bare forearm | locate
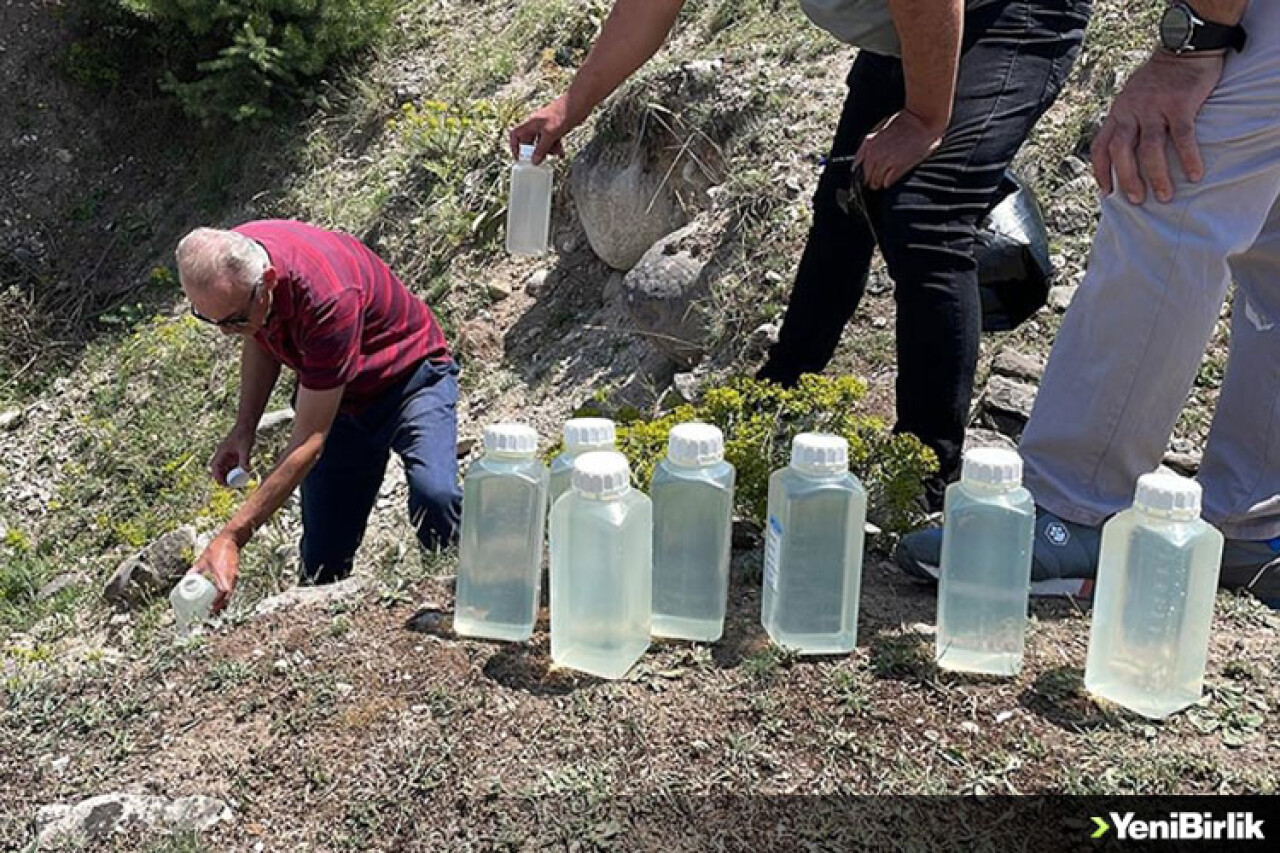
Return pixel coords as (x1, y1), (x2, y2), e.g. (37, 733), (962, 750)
(889, 0), (964, 131)
(233, 339), (280, 435)
(563, 0), (686, 125)
(1186, 1), (1247, 25)
(221, 433), (323, 547)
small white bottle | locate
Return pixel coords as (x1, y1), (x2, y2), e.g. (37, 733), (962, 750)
(171, 574), (216, 634)
(761, 433), (867, 655)
(549, 418), (617, 507)
(455, 423), (549, 642)
(1085, 472), (1224, 719)
(651, 423), (736, 642)
(506, 143), (553, 256)
(935, 448), (1035, 676)
(226, 466), (250, 489)
(550, 451), (652, 679)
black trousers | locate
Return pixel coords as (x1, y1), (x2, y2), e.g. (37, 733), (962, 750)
(758, 0), (1091, 499)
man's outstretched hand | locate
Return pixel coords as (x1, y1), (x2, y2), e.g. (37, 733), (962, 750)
(509, 94), (575, 165)
(1092, 50), (1225, 204)
(189, 534), (240, 614)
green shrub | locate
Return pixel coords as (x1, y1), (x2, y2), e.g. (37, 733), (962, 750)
(565, 376), (937, 536)
(110, 0), (394, 122)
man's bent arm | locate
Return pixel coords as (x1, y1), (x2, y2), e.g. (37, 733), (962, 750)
(220, 385), (343, 548)
(560, 0), (686, 127)
(889, 0), (965, 133)
(233, 338), (282, 436)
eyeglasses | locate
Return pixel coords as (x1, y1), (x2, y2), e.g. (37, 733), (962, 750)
(191, 281), (261, 329)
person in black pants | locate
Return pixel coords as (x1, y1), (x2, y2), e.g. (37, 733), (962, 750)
(512, 0), (1092, 509)
(759, 2), (1092, 508)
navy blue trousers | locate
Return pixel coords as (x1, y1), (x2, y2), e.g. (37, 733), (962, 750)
(300, 358), (463, 584)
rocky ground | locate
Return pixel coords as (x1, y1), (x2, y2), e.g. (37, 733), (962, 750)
(0, 1), (1273, 850)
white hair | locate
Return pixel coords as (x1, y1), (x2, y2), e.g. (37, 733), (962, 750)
(175, 227), (269, 293)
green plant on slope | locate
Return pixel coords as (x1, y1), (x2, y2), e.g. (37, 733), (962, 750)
(107, 0), (394, 123)
(565, 376), (936, 536)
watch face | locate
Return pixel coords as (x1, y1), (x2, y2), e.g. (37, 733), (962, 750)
(1160, 5), (1193, 50)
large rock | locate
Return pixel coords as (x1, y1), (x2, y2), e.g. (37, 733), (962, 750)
(253, 577), (366, 617)
(35, 793), (231, 846)
(570, 61), (739, 271)
(622, 221), (716, 367)
(979, 375), (1038, 438)
(991, 348), (1045, 383)
(103, 526), (200, 607)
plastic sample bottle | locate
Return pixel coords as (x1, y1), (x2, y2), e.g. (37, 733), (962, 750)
(1085, 472), (1224, 719)
(226, 466), (250, 489)
(935, 448), (1036, 676)
(549, 451), (652, 678)
(171, 574), (216, 634)
(548, 418), (617, 508)
(761, 433), (867, 654)
(455, 423), (550, 642)
(506, 143), (552, 256)
(651, 423), (735, 642)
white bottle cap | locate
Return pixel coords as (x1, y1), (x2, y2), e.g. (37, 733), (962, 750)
(484, 423), (539, 456)
(571, 451), (632, 499)
(667, 422), (724, 467)
(790, 433), (848, 475)
(518, 143), (536, 162)
(563, 418), (616, 452)
(175, 573), (214, 602)
(1134, 471), (1201, 520)
(226, 466), (250, 489)
(961, 447), (1023, 490)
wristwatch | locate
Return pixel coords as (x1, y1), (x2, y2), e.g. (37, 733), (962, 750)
(1160, 3), (1247, 54)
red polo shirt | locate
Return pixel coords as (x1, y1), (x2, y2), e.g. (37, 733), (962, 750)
(232, 220), (450, 414)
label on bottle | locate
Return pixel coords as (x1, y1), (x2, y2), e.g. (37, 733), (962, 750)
(764, 515), (783, 591)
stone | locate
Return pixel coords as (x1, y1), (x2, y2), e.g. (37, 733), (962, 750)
(965, 428), (1018, 453)
(601, 270), (625, 305)
(405, 607), (452, 637)
(622, 221), (715, 367)
(671, 371), (703, 403)
(748, 322), (780, 354)
(1163, 451), (1201, 477)
(524, 269), (551, 299)
(980, 375), (1038, 437)
(1047, 285), (1077, 312)
(37, 572), (87, 601)
(54, 148), (74, 165)
(0, 407), (24, 430)
(571, 154), (691, 270)
(455, 436), (478, 459)
(485, 279), (512, 301)
(569, 64), (730, 271)
(103, 526), (200, 607)
(991, 348), (1045, 383)
(34, 793), (231, 846)
(253, 577), (366, 617)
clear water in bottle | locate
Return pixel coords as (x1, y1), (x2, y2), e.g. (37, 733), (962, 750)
(550, 451), (652, 678)
(506, 143), (552, 256)
(761, 433), (867, 654)
(549, 418), (616, 508)
(651, 423), (735, 642)
(455, 423), (549, 642)
(936, 448), (1035, 676)
(1085, 472), (1224, 719)
(171, 573), (216, 635)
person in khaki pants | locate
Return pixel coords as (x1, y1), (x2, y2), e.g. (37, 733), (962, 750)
(897, 1), (1280, 607)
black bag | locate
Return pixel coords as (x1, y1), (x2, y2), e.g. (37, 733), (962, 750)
(975, 171), (1054, 332)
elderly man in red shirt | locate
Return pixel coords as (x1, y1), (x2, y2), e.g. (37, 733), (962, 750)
(176, 220), (462, 610)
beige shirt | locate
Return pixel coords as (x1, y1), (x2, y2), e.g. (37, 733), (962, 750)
(800, 0), (999, 57)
